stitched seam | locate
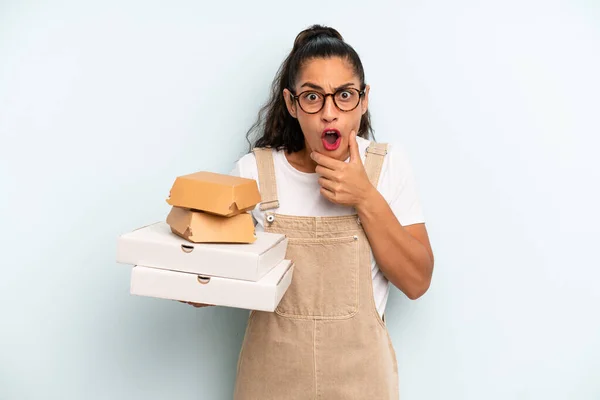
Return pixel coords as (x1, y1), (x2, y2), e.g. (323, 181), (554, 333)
(366, 142), (388, 155)
(266, 150), (278, 203)
(287, 236), (356, 245)
(267, 213), (360, 221)
(275, 309), (359, 320)
(355, 232), (360, 317)
(259, 200), (279, 211)
(254, 149), (270, 204)
(254, 148), (279, 210)
(268, 226), (358, 234)
(362, 227), (388, 330)
(314, 319), (319, 400)
(364, 141), (387, 188)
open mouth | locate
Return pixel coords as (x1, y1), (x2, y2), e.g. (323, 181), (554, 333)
(321, 129), (341, 151)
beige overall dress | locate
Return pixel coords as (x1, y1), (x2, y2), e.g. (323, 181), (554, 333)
(234, 142), (399, 400)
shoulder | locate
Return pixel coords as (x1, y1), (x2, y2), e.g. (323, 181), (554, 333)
(229, 147), (279, 180)
(358, 136), (413, 183)
(382, 141), (413, 172)
(362, 137), (419, 207)
(362, 137), (425, 223)
(229, 151), (257, 179)
(357, 135), (407, 163)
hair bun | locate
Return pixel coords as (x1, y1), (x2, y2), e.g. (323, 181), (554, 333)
(293, 25), (344, 50)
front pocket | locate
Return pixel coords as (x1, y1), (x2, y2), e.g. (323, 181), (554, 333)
(276, 235), (359, 319)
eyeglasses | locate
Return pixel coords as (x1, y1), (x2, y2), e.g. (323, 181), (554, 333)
(290, 87), (365, 114)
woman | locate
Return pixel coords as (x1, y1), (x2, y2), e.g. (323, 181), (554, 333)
(213, 24), (433, 399)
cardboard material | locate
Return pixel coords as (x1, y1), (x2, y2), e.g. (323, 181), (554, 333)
(166, 171), (261, 217)
(117, 222), (287, 281)
(130, 260), (294, 312)
(167, 206), (256, 244)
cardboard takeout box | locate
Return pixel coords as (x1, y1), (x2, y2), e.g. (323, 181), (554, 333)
(117, 222), (287, 281)
(130, 259), (294, 312)
(167, 206), (256, 244)
(166, 171), (261, 217)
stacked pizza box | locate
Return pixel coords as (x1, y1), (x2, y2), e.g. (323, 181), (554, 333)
(116, 171), (293, 312)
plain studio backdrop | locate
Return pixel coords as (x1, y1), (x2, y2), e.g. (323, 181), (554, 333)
(1, 1), (599, 399)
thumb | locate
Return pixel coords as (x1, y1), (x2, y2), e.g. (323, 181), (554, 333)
(349, 131), (360, 163)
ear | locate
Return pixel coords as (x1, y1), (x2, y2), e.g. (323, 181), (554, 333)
(360, 84), (370, 116)
(283, 88), (298, 119)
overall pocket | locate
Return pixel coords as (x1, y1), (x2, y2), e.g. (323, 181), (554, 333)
(276, 235), (359, 319)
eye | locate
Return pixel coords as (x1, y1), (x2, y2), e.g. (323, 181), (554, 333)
(302, 92), (322, 103)
(336, 89), (356, 102)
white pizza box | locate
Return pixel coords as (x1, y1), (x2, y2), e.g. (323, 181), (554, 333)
(117, 222), (288, 281)
(130, 259), (294, 312)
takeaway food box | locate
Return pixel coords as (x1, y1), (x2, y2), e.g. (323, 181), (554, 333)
(116, 171), (293, 312)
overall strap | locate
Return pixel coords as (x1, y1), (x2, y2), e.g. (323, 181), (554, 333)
(363, 142), (388, 189)
(252, 147), (280, 211)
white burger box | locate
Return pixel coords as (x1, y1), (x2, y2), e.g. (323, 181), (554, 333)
(130, 260), (294, 312)
(116, 221), (288, 281)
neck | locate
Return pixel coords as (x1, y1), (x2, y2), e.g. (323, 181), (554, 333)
(285, 146), (317, 173)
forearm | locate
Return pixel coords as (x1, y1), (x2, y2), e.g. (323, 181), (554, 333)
(356, 188), (433, 300)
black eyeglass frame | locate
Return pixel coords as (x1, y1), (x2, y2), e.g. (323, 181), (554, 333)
(289, 87), (366, 114)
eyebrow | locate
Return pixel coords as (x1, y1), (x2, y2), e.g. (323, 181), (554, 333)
(299, 82), (358, 92)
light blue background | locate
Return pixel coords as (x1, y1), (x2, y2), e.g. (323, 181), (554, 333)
(1, 1), (599, 399)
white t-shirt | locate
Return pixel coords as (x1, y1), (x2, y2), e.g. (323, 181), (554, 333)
(229, 135), (425, 317)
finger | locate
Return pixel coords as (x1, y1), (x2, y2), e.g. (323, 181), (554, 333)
(320, 186), (336, 202)
(311, 151), (344, 170)
(318, 177), (338, 193)
(349, 130), (361, 163)
(315, 165), (337, 180)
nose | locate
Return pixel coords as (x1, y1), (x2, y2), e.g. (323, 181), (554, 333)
(320, 95), (338, 123)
